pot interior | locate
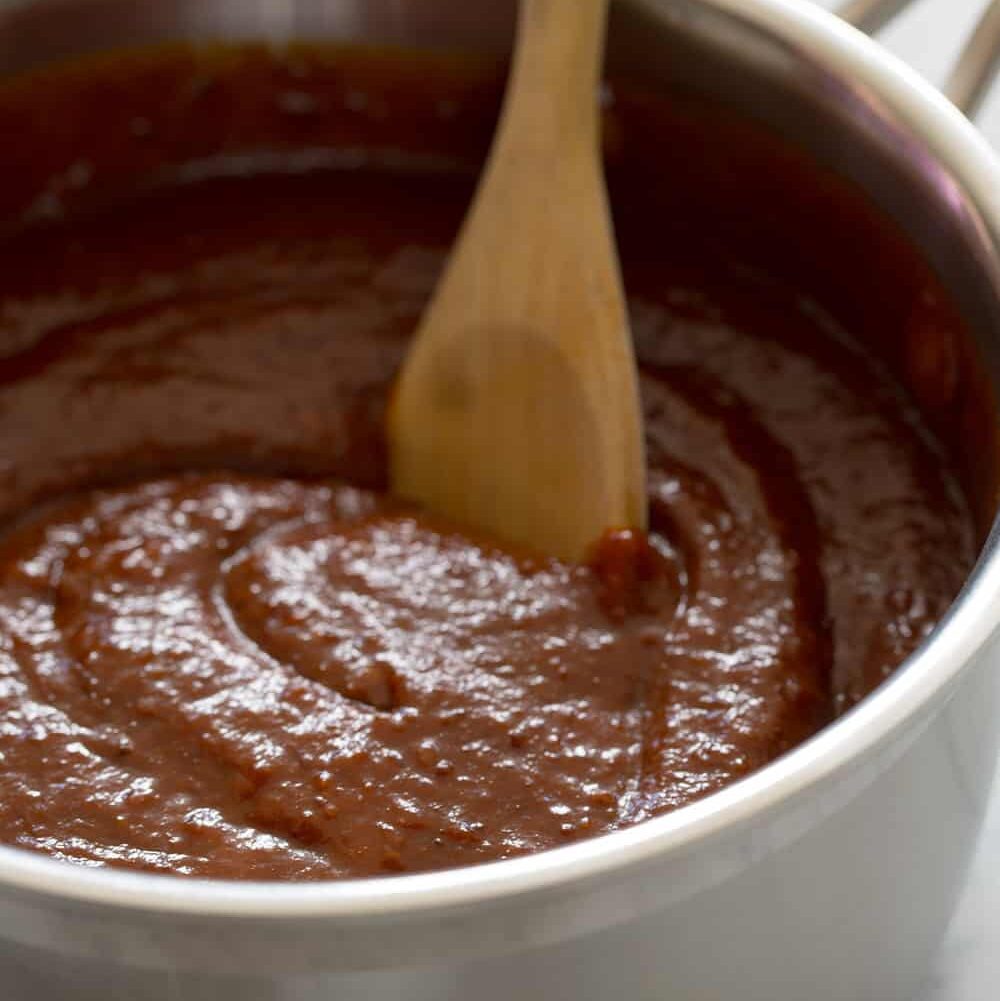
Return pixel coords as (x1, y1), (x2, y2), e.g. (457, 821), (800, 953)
(0, 0), (995, 538)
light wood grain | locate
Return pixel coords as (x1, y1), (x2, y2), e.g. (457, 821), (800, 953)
(388, 0), (647, 561)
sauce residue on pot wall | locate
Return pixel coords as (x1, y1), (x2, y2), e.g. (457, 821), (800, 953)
(0, 45), (978, 879)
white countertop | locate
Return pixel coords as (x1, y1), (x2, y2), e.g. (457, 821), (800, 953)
(809, 1), (1000, 997)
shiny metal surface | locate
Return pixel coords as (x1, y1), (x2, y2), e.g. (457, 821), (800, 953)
(0, 1), (996, 999)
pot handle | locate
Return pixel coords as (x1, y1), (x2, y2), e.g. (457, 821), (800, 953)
(839, 0), (1000, 117)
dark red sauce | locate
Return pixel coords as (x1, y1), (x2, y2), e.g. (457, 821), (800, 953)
(0, 45), (977, 879)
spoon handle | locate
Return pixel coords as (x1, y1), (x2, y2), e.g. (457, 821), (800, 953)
(497, 0), (610, 154)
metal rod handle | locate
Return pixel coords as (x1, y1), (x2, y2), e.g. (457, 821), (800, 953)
(945, 0), (1000, 117)
(839, 0), (1000, 118)
(838, 0), (919, 35)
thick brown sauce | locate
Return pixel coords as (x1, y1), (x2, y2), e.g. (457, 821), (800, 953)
(0, 47), (975, 879)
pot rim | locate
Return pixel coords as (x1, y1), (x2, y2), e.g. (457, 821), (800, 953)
(0, 0), (998, 920)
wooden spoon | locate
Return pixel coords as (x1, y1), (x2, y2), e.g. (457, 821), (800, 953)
(388, 0), (647, 561)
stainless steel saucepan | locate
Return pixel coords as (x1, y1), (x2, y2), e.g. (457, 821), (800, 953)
(0, 1), (998, 998)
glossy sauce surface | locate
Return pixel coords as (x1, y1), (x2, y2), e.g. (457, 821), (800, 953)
(0, 47), (976, 879)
